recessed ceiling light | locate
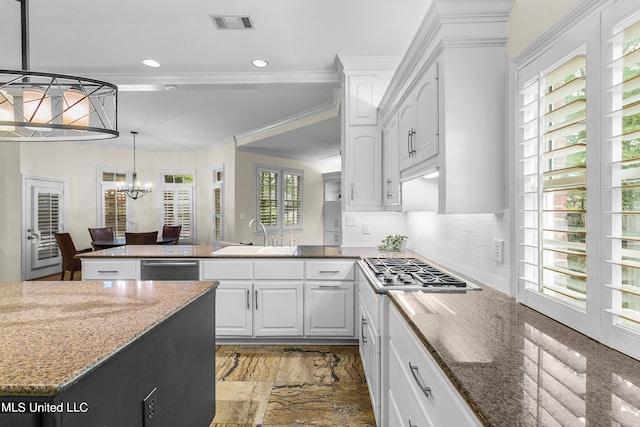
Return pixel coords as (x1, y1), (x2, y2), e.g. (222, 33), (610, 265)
(142, 59), (160, 68)
(252, 59), (268, 68)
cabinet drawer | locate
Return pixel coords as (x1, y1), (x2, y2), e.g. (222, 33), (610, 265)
(82, 261), (137, 280)
(201, 260), (252, 280)
(254, 261), (304, 280)
(389, 304), (481, 427)
(306, 260), (355, 280)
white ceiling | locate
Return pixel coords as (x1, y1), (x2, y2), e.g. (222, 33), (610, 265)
(0, 0), (429, 161)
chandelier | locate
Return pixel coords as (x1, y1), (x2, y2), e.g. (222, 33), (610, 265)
(0, 0), (118, 141)
(118, 131), (152, 200)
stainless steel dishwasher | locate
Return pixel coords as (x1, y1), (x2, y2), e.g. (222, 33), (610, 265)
(140, 259), (200, 280)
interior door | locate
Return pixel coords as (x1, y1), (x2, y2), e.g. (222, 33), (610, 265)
(23, 178), (64, 279)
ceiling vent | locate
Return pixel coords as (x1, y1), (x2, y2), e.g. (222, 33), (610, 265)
(210, 15), (254, 30)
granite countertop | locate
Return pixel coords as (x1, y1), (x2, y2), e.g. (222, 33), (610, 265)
(0, 280), (217, 396)
(387, 287), (640, 426)
(78, 244), (371, 259)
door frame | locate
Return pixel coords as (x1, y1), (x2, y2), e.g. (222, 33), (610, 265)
(22, 175), (66, 280)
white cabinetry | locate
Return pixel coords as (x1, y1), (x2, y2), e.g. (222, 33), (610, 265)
(378, 0), (509, 213)
(305, 260), (355, 337)
(81, 260), (137, 280)
(203, 259), (356, 340)
(398, 64), (439, 174)
(358, 268), (384, 426)
(344, 126), (382, 208)
(337, 56), (398, 211)
(388, 303), (481, 427)
(382, 112), (401, 208)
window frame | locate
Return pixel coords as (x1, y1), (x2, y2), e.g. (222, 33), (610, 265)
(254, 164), (304, 235)
(96, 166), (130, 237)
(158, 169), (196, 244)
(514, 0), (640, 361)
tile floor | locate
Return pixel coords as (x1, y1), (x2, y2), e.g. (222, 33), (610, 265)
(211, 345), (375, 426)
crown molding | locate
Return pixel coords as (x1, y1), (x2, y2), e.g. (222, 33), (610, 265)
(512, 0), (613, 70)
(86, 70), (340, 91)
(235, 89), (341, 147)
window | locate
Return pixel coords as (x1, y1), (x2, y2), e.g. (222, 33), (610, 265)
(516, 2), (640, 360)
(605, 17), (640, 346)
(160, 171), (195, 243)
(99, 170), (128, 237)
(256, 165), (303, 233)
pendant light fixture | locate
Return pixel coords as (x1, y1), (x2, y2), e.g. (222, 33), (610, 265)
(118, 131), (152, 200)
(0, 0), (118, 141)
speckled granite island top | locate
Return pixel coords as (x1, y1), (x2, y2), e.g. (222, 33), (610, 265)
(0, 280), (217, 396)
(77, 244), (367, 259)
(388, 287), (640, 426)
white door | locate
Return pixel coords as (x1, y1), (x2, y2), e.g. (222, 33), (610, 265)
(23, 178), (64, 279)
(215, 282), (253, 336)
(253, 282), (304, 336)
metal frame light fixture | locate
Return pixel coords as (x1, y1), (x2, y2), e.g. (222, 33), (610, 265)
(0, 0), (118, 141)
(117, 131), (152, 200)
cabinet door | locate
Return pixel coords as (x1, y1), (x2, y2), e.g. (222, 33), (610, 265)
(215, 282), (253, 336)
(305, 282), (355, 337)
(383, 113), (401, 206)
(361, 308), (381, 425)
(398, 96), (415, 171)
(253, 282), (304, 336)
(412, 63), (439, 164)
(345, 127), (382, 208)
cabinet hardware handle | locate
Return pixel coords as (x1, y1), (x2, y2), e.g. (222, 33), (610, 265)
(319, 270), (340, 274)
(407, 129), (412, 157)
(318, 285), (341, 288)
(409, 362), (431, 398)
(97, 270), (119, 274)
(351, 182), (354, 200)
(408, 420), (418, 427)
(361, 315), (367, 344)
(334, 219), (339, 227)
(255, 290), (258, 310)
(246, 289), (250, 310)
(386, 178), (392, 198)
(142, 262), (199, 267)
(410, 128), (417, 155)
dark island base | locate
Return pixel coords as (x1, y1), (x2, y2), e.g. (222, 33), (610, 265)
(1, 291), (216, 427)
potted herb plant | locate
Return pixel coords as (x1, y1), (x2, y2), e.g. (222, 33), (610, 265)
(377, 234), (408, 252)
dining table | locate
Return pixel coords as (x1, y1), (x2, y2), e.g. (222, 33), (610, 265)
(91, 236), (177, 250)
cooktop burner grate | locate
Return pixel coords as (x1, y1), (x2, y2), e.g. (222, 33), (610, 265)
(364, 257), (467, 288)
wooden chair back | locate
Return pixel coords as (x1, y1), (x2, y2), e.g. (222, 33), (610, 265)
(162, 225), (182, 245)
(88, 227), (114, 242)
(125, 231), (158, 245)
(54, 232), (83, 280)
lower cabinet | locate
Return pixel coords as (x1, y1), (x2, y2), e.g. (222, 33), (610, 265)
(388, 303), (481, 427)
(205, 259), (356, 340)
(254, 281), (304, 336)
(215, 281), (253, 336)
(305, 282), (355, 336)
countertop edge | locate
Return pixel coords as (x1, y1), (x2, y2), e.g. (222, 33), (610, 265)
(0, 281), (218, 397)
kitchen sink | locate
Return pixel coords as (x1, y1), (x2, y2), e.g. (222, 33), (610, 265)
(212, 245), (298, 256)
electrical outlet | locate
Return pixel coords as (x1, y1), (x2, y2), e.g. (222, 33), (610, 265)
(346, 216), (357, 227)
(142, 387), (157, 427)
(493, 238), (504, 263)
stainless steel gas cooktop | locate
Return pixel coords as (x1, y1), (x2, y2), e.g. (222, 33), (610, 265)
(363, 257), (481, 292)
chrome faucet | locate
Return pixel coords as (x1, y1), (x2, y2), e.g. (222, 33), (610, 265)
(248, 219), (268, 246)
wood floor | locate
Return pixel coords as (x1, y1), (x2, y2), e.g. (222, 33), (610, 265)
(212, 345), (375, 426)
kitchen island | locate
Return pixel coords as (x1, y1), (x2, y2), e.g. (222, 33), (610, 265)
(0, 279), (217, 427)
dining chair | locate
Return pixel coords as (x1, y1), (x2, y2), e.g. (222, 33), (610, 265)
(54, 232), (92, 280)
(162, 225), (182, 245)
(125, 231), (158, 245)
(88, 227), (114, 242)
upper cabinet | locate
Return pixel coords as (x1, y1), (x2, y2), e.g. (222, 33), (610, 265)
(337, 56), (398, 211)
(382, 112), (401, 207)
(398, 63), (439, 173)
(379, 0), (511, 214)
